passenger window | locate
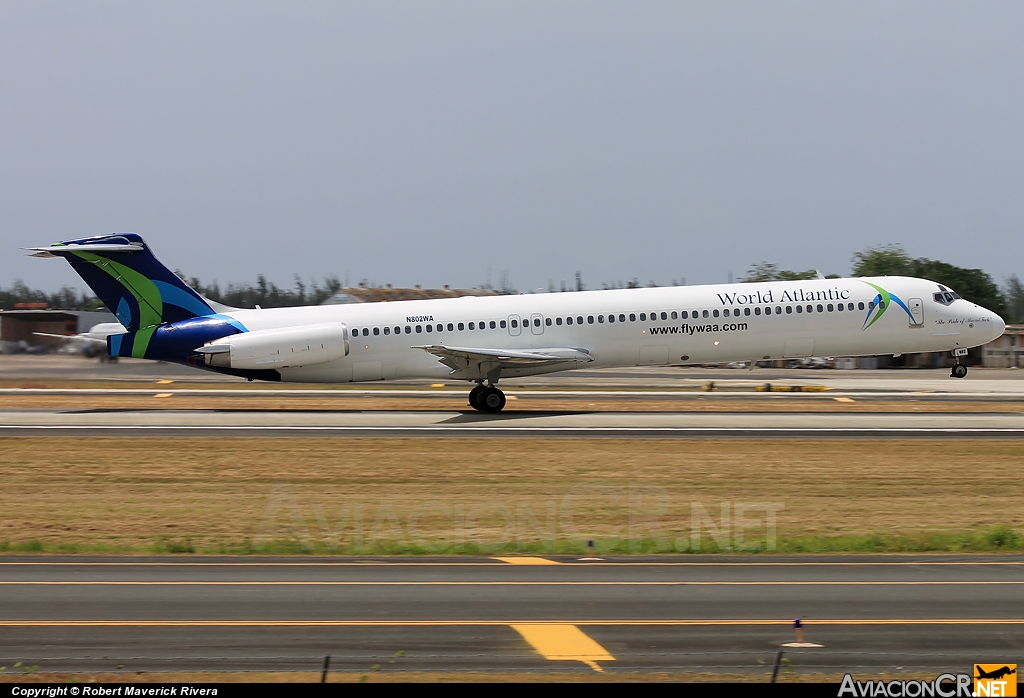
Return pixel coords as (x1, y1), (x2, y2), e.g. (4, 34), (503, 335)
(458, 322), (465, 331)
(702, 310), (709, 318)
(556, 317), (562, 325)
(598, 315), (604, 323)
(630, 313), (636, 321)
(416, 325), (422, 333)
(437, 324), (442, 332)
(744, 308), (751, 316)
(577, 316), (584, 324)
(588, 316), (594, 324)
(848, 303), (854, 311)
(545, 318), (551, 326)
(448, 323), (454, 331)
(426, 324), (432, 332)
(490, 321), (496, 329)
(640, 313), (646, 321)
(608, 314), (615, 323)
(765, 307), (771, 315)
(681, 311), (688, 319)
(619, 314), (625, 322)
(796, 306), (803, 313)
(566, 316), (573, 325)
(755, 307), (761, 316)
(836, 304), (843, 312)
(867, 302), (874, 310)
(827, 304), (833, 312)
(877, 301), (885, 309)
(806, 305), (813, 313)
(373, 327), (380, 335)
(858, 302), (865, 310)
(775, 306), (781, 314)
(534, 318), (541, 327)
(713, 309), (720, 317)
(395, 326), (401, 334)
(510, 320), (517, 328)
(817, 304), (824, 313)
(786, 306), (792, 314)
(500, 320), (506, 328)
(723, 309), (730, 317)
(383, 327), (390, 335)
(468, 322), (475, 330)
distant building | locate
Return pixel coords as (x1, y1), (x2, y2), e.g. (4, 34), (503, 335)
(982, 324), (1023, 368)
(321, 286), (502, 304)
(0, 309), (117, 348)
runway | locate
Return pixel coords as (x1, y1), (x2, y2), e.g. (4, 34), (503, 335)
(2, 555), (1021, 676)
(2, 406), (1023, 437)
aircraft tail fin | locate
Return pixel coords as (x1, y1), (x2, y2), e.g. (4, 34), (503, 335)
(26, 233), (217, 331)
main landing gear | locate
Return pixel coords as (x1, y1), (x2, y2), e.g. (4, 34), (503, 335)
(469, 383), (506, 413)
(951, 348), (968, 379)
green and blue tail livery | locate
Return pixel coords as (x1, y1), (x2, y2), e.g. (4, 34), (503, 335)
(26, 234), (249, 362)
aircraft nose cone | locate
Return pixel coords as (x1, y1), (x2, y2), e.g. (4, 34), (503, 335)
(993, 314), (1006, 339)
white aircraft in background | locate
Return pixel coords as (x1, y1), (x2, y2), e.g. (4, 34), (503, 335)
(33, 322), (126, 360)
(28, 234), (1005, 412)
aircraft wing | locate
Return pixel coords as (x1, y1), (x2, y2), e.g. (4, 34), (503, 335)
(414, 344), (593, 372)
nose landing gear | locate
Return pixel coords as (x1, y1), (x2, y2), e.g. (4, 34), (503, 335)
(469, 383), (507, 413)
(951, 348), (968, 378)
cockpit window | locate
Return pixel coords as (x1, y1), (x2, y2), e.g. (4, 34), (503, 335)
(944, 293), (955, 303)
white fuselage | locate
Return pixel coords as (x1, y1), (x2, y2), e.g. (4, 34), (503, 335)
(214, 276), (1005, 383)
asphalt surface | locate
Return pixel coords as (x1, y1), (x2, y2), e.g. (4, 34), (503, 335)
(1, 555), (1021, 676)
(2, 405), (1023, 438)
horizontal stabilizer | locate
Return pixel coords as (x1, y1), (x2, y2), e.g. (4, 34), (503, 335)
(25, 243), (144, 257)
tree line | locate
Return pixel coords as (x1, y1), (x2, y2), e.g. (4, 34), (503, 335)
(2, 245), (1023, 322)
(744, 245), (1023, 323)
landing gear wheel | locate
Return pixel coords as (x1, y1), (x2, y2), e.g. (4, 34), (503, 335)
(480, 387), (506, 413)
(951, 363), (968, 379)
(469, 384), (486, 410)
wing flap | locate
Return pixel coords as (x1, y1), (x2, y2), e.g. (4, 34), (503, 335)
(414, 344), (593, 373)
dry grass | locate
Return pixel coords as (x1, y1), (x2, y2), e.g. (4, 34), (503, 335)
(2, 394), (1021, 412)
(0, 437), (1021, 553)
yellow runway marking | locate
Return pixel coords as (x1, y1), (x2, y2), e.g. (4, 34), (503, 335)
(153, 393), (173, 398)
(156, 380), (174, 385)
(2, 580), (1022, 586)
(0, 619), (1021, 627)
(834, 397), (855, 403)
(512, 624), (614, 672)
(491, 557), (560, 565)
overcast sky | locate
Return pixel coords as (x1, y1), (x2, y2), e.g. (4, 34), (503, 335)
(2, 1), (1022, 294)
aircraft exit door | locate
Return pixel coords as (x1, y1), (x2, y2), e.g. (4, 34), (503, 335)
(908, 298), (924, 326)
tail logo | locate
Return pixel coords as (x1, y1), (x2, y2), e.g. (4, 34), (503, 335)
(860, 281), (916, 330)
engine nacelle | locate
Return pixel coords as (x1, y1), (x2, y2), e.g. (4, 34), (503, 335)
(198, 322), (349, 370)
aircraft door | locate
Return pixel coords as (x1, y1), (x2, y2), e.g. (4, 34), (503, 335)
(530, 313), (544, 335)
(508, 315), (522, 336)
(908, 298), (924, 326)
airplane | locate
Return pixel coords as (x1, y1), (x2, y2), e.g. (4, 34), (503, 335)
(34, 321), (126, 360)
(976, 666), (1016, 681)
(26, 233), (1006, 412)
